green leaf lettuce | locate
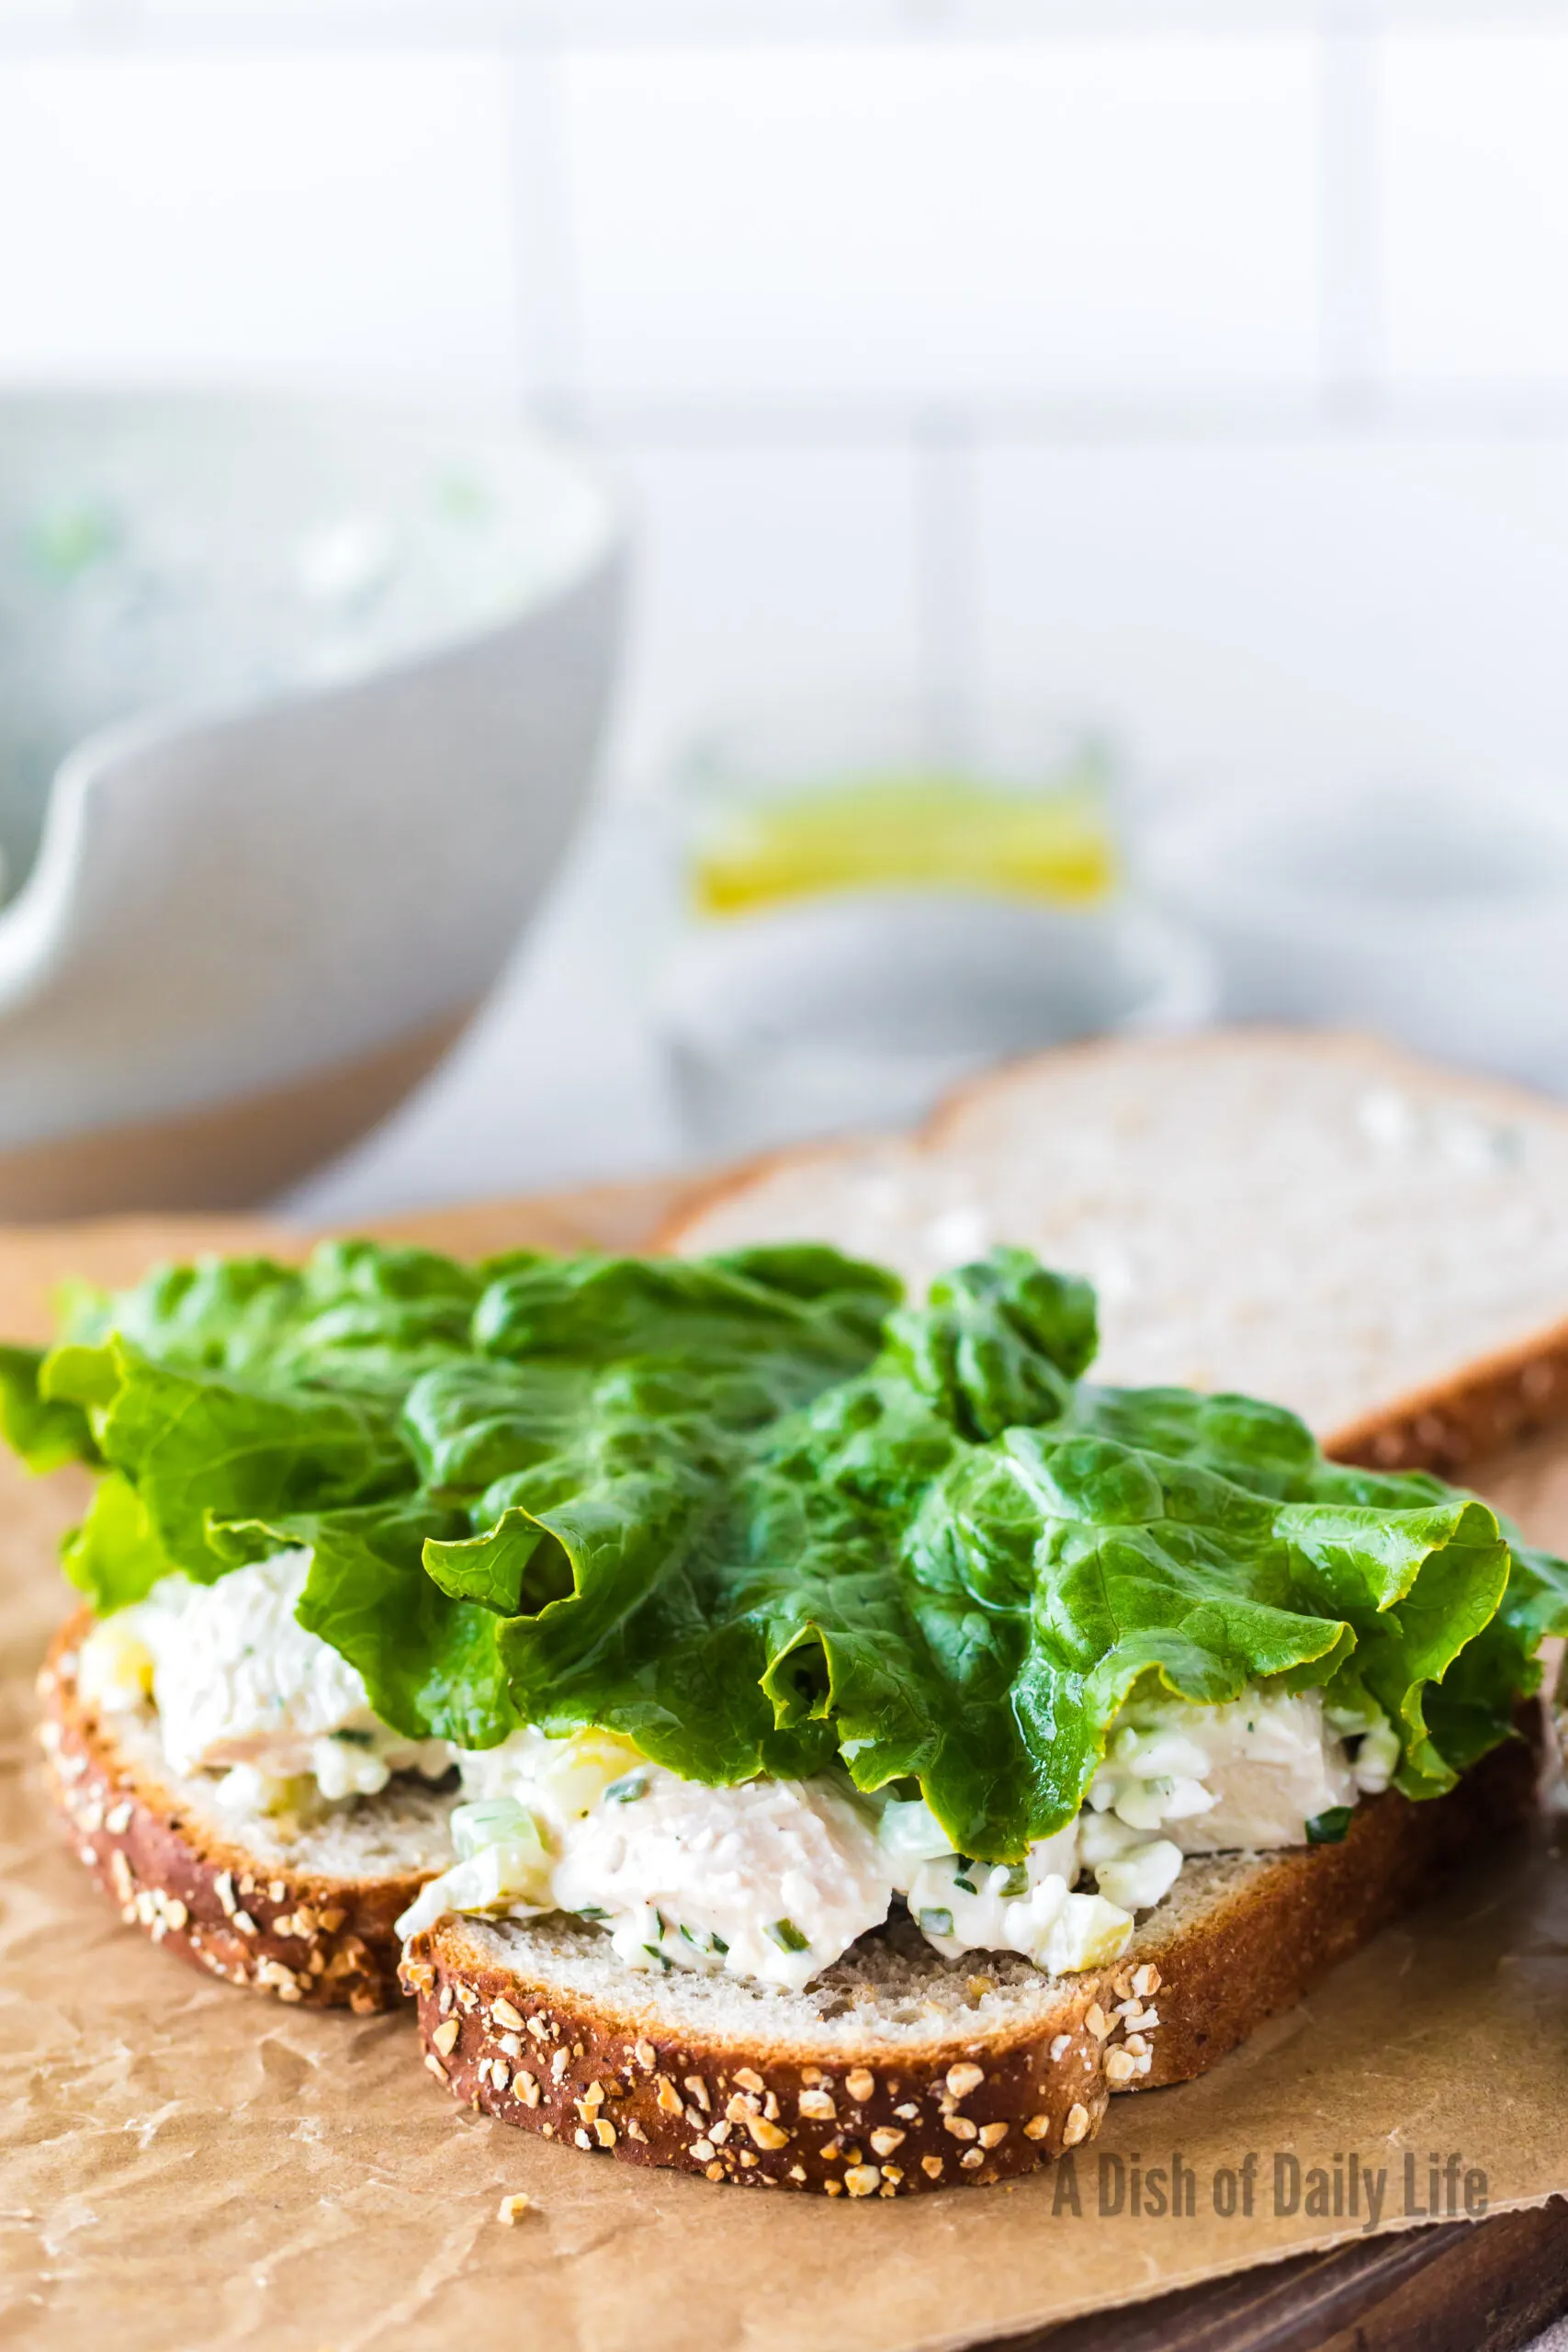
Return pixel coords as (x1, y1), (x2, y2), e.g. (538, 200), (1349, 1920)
(10, 1238), (1562, 1856)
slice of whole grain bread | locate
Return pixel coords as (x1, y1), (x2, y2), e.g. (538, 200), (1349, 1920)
(661, 1028), (1568, 1475)
(39, 1609), (458, 2010)
(400, 1722), (1540, 2196)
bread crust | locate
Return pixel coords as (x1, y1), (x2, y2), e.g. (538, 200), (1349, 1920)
(1324, 1322), (1568, 1477)
(401, 1723), (1539, 2195)
(38, 1608), (443, 2011)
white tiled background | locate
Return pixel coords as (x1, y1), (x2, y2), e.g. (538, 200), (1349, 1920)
(6, 2), (1568, 1208)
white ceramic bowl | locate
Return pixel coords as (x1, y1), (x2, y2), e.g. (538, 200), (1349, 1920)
(658, 894), (1215, 1159)
(0, 393), (624, 1216)
(1148, 782), (1568, 1092)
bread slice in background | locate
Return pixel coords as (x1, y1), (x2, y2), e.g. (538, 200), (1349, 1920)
(39, 1611), (457, 2010)
(663, 1028), (1568, 1473)
(401, 1726), (1538, 2195)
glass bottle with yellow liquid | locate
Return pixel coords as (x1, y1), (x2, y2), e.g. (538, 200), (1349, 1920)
(654, 700), (1213, 1159)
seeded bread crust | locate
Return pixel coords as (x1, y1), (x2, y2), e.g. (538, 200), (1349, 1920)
(38, 1608), (456, 2010)
(401, 1720), (1539, 2195)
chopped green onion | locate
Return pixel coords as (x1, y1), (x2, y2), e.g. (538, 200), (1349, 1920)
(710, 1932), (728, 1954)
(333, 1728), (378, 1748)
(680, 1923), (698, 1946)
(642, 1945), (673, 1973)
(450, 1798), (537, 1862)
(575, 1905), (610, 1922)
(998, 1864), (1030, 1898)
(1306, 1806), (1353, 1845)
(953, 1876), (976, 1895)
(605, 1773), (649, 1804)
(919, 1906), (954, 1937)
(767, 1917), (809, 1954)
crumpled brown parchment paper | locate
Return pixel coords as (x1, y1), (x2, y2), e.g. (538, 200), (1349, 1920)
(3, 1198), (1568, 2352)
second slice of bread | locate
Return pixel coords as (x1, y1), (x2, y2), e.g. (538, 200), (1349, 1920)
(663, 1029), (1568, 1473)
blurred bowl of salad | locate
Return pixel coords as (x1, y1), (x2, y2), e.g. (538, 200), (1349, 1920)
(0, 391), (623, 1216)
(655, 697), (1213, 1159)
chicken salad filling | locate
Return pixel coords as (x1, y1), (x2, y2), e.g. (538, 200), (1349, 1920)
(395, 1680), (1395, 1989)
(81, 1554), (1395, 1991)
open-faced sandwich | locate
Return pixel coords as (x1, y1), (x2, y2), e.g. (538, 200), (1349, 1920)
(4, 1229), (1563, 2195)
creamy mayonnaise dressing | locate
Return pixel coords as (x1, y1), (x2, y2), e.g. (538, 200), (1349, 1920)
(76, 1553), (451, 1813)
(433, 1726), (898, 1994)
(1074, 1688), (1390, 1913)
(396, 1683), (1393, 1989)
(78, 1554), (1400, 1987)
